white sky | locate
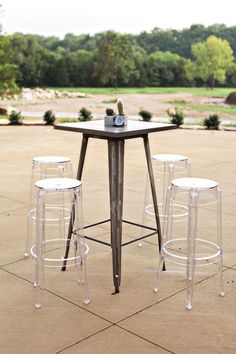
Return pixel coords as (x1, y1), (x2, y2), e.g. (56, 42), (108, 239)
(1, 0), (236, 38)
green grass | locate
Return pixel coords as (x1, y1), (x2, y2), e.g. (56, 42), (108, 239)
(221, 122), (236, 128)
(185, 104), (236, 115)
(166, 98), (236, 115)
(50, 87), (235, 98)
(101, 98), (118, 104)
(168, 100), (187, 105)
(58, 118), (78, 123)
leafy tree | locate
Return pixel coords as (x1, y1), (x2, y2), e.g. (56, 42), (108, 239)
(8, 33), (52, 87)
(0, 35), (19, 95)
(67, 50), (94, 86)
(3, 25), (236, 88)
(95, 31), (142, 87)
(50, 47), (71, 86)
(191, 35), (234, 88)
(146, 51), (190, 86)
(0, 4), (2, 34)
(36, 35), (61, 51)
(225, 62), (236, 87)
(137, 28), (178, 54)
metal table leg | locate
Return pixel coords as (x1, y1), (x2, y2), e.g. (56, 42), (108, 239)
(108, 139), (124, 293)
(61, 134), (89, 271)
(76, 135), (89, 180)
(143, 135), (162, 252)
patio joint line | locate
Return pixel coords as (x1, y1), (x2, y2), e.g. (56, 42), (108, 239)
(54, 325), (114, 354)
(55, 323), (175, 354)
(116, 269), (229, 324)
(0, 268), (113, 324)
(222, 264), (236, 270)
(115, 324), (176, 354)
(116, 288), (187, 325)
(0, 205), (28, 215)
(0, 193), (28, 206)
(0, 257), (27, 268)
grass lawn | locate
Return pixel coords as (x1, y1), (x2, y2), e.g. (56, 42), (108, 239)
(0, 115), (8, 119)
(168, 101), (236, 115)
(51, 87), (235, 98)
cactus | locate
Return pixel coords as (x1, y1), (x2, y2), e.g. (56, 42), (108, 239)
(106, 108), (115, 116)
(117, 98), (125, 116)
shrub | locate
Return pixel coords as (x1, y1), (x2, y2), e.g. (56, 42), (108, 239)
(43, 110), (56, 125)
(79, 107), (93, 121)
(138, 108), (153, 122)
(9, 110), (22, 125)
(167, 107), (184, 127)
(225, 91), (236, 105)
(203, 114), (221, 130)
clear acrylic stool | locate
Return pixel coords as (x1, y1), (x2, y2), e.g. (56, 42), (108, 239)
(144, 154), (191, 221)
(25, 156), (73, 257)
(140, 154), (191, 246)
(155, 177), (224, 310)
(30, 177), (89, 309)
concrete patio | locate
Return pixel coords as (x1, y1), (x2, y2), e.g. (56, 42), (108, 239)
(0, 124), (235, 354)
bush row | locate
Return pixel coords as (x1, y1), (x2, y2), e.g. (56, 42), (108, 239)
(7, 107), (222, 130)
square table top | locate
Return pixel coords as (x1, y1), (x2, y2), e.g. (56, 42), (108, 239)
(54, 120), (176, 139)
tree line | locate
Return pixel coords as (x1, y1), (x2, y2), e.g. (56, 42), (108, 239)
(1, 24), (236, 94)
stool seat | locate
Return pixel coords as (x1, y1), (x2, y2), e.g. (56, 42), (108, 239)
(33, 156), (71, 164)
(172, 177), (218, 190)
(152, 154), (188, 162)
(35, 178), (81, 191)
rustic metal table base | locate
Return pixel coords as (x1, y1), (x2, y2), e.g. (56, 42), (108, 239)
(55, 121), (175, 293)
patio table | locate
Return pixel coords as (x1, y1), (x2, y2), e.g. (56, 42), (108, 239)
(54, 120), (176, 293)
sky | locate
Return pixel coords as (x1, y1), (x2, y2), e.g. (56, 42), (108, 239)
(1, 0), (236, 38)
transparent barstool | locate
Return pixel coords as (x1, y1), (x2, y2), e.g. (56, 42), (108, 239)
(30, 177), (90, 309)
(140, 154), (191, 246)
(25, 156), (73, 257)
(155, 177), (224, 310)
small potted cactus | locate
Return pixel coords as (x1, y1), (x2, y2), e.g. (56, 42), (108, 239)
(104, 98), (127, 126)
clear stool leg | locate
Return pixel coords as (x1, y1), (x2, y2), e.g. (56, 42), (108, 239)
(35, 189), (45, 309)
(217, 188), (224, 297)
(139, 172), (151, 247)
(25, 211), (33, 257)
(186, 189), (198, 310)
(154, 185), (172, 292)
(187, 160), (191, 177)
(25, 161), (36, 257)
(74, 188), (90, 305)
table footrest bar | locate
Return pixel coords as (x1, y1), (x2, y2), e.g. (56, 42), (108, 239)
(84, 235), (111, 247)
(84, 219), (111, 229)
(122, 231), (157, 246)
(122, 219), (157, 231)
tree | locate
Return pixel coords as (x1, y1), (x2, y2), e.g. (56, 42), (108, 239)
(0, 35), (19, 95)
(0, 4), (2, 34)
(68, 50), (94, 86)
(95, 31), (142, 87)
(146, 51), (190, 86)
(191, 35), (234, 88)
(8, 33), (52, 87)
